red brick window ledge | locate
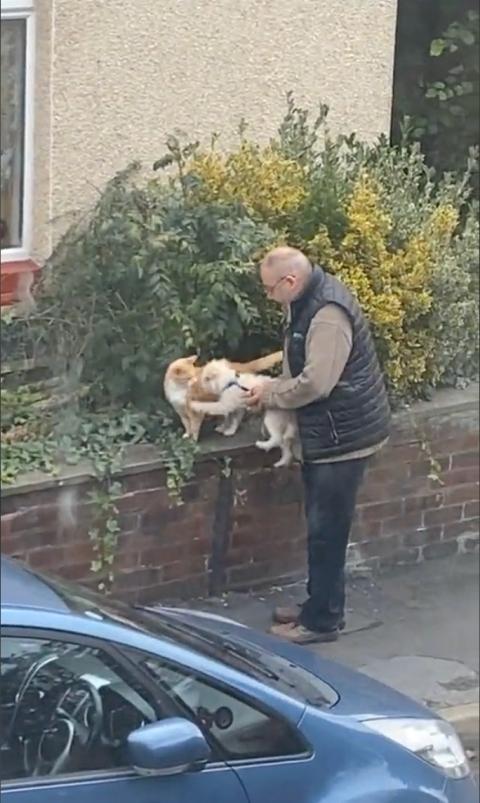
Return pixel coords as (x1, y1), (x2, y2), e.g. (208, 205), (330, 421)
(0, 259), (41, 307)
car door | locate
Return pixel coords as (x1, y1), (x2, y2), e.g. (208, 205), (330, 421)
(130, 647), (316, 803)
(0, 629), (248, 803)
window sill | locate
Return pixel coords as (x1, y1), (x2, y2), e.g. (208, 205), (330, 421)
(0, 259), (41, 306)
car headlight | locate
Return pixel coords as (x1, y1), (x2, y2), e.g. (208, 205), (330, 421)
(364, 717), (471, 779)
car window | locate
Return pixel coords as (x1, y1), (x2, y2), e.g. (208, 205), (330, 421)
(0, 636), (157, 782)
(140, 655), (305, 761)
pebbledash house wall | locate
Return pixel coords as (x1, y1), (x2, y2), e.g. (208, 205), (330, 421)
(29, 0), (398, 261)
(1, 386), (478, 604)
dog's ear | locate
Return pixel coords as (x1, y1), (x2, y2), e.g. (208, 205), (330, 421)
(186, 355), (198, 364)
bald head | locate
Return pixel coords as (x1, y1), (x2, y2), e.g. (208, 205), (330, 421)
(260, 247), (312, 304)
(261, 247), (311, 279)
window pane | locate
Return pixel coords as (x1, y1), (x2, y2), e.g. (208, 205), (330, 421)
(142, 657), (304, 761)
(0, 18), (26, 249)
(1, 636), (158, 781)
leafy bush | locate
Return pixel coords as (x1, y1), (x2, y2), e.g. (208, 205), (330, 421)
(27, 163), (280, 411)
(184, 97), (479, 401)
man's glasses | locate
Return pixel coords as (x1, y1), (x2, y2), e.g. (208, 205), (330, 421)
(263, 276), (288, 296)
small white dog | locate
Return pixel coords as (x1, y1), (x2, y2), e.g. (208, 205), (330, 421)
(190, 359), (297, 467)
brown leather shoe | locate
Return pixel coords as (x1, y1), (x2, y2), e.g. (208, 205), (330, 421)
(269, 622), (339, 644)
(273, 605), (346, 630)
(272, 605), (300, 625)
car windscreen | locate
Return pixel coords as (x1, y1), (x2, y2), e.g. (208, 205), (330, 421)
(33, 571), (337, 708)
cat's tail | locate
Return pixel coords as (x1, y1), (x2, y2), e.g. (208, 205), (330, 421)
(233, 351), (283, 374)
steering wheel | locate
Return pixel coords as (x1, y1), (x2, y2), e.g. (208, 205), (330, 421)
(29, 679), (103, 777)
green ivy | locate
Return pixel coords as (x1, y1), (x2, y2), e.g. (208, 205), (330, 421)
(88, 482), (122, 593)
(0, 387), (198, 588)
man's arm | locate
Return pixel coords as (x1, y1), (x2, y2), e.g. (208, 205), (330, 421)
(262, 304), (353, 410)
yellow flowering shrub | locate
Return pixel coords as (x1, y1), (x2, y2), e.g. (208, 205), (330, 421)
(304, 175), (463, 397)
(188, 142), (307, 220)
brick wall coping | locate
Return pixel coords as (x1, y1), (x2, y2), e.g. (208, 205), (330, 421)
(2, 383), (478, 498)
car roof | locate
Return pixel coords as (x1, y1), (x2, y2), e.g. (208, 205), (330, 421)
(1, 556), (70, 613)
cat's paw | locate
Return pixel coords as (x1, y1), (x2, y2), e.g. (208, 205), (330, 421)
(273, 454), (292, 468)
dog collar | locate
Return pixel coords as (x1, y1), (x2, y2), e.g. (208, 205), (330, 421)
(222, 375), (249, 393)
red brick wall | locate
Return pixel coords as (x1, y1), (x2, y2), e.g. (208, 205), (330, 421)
(1, 391), (478, 603)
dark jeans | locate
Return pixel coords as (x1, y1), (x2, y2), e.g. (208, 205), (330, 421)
(299, 457), (369, 632)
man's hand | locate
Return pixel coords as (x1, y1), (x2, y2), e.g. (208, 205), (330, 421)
(245, 383), (268, 408)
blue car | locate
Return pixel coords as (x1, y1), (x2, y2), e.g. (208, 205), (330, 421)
(0, 556), (476, 802)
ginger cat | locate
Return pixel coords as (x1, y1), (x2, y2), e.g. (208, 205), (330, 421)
(164, 351), (282, 441)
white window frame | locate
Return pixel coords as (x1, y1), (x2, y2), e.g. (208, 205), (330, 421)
(1, 0), (35, 261)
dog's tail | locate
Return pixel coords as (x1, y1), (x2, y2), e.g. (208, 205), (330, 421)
(233, 351), (283, 374)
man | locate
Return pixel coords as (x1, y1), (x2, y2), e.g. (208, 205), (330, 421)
(247, 246), (391, 644)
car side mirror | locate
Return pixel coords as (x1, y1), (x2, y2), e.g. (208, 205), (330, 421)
(126, 718), (211, 777)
